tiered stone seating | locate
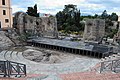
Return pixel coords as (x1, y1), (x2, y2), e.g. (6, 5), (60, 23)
(0, 51), (47, 80)
(0, 51), (7, 60)
(4, 51), (13, 61)
(1, 50), (120, 80)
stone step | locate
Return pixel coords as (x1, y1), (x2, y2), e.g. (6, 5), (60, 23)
(0, 50), (7, 60)
(11, 51), (19, 61)
(11, 51), (25, 64)
(17, 52), (37, 64)
(4, 51), (13, 61)
(16, 52), (40, 74)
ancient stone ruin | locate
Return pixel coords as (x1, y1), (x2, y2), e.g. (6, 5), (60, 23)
(13, 12), (58, 38)
(83, 19), (105, 41)
(113, 31), (120, 44)
(113, 16), (120, 45)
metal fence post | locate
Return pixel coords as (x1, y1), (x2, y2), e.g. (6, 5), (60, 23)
(6, 60), (10, 77)
(3, 61), (7, 77)
(24, 65), (27, 76)
(17, 63), (20, 75)
(100, 62), (104, 73)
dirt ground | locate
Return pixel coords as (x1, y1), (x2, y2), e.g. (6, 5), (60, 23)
(22, 46), (79, 64)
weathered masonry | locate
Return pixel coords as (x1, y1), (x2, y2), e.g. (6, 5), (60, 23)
(83, 19), (105, 41)
(27, 38), (113, 58)
(13, 12), (58, 39)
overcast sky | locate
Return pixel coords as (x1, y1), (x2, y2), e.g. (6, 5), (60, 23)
(12, 0), (120, 15)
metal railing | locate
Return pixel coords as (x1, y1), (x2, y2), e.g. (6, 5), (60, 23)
(100, 59), (120, 73)
(0, 60), (26, 77)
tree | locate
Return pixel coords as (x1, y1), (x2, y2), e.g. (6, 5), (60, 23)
(56, 11), (65, 30)
(74, 10), (81, 29)
(94, 14), (99, 18)
(56, 4), (81, 32)
(100, 10), (119, 38)
(101, 10), (109, 19)
(107, 29), (118, 38)
(101, 10), (118, 21)
(110, 13), (118, 21)
(33, 4), (39, 17)
(26, 4), (39, 17)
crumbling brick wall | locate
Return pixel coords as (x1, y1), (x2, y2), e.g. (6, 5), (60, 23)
(13, 12), (58, 38)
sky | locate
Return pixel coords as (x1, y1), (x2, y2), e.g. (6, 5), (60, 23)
(12, 0), (120, 16)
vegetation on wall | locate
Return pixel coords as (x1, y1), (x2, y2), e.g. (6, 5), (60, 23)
(26, 4), (119, 38)
(56, 4), (82, 33)
(107, 29), (118, 38)
(56, 6), (119, 37)
(100, 10), (118, 38)
(26, 4), (39, 17)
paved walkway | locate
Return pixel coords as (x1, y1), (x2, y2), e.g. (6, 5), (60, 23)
(0, 74), (47, 80)
(59, 71), (120, 80)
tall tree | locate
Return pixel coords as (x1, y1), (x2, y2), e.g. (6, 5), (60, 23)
(94, 14), (99, 18)
(56, 4), (81, 32)
(26, 4), (39, 17)
(110, 13), (118, 21)
(101, 10), (109, 19)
